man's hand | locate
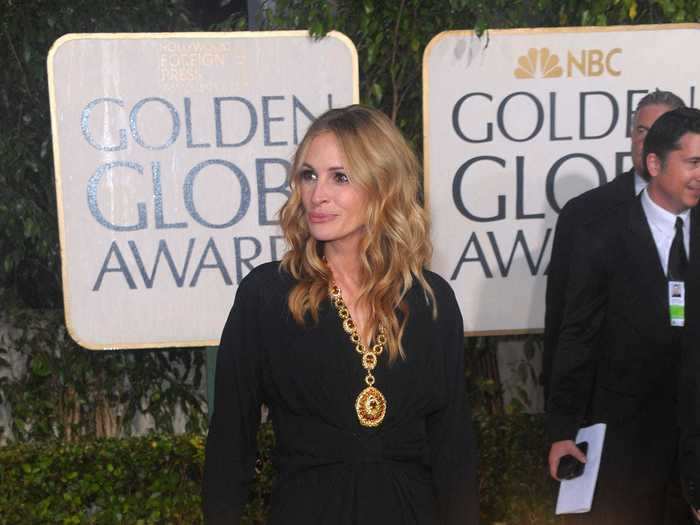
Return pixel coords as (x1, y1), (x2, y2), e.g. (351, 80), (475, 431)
(692, 506), (700, 523)
(548, 440), (587, 480)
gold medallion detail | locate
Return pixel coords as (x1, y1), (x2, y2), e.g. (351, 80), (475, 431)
(355, 386), (387, 427)
(362, 353), (377, 370)
(342, 318), (355, 334)
(328, 276), (388, 428)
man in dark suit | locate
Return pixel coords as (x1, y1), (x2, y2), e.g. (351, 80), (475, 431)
(543, 90), (686, 403)
(547, 107), (700, 524)
(680, 330), (700, 523)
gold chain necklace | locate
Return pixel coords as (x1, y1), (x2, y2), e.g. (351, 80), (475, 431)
(329, 282), (387, 427)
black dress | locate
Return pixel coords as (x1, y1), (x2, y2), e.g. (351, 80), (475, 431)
(202, 262), (479, 525)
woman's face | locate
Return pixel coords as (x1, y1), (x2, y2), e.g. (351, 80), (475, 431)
(299, 132), (368, 249)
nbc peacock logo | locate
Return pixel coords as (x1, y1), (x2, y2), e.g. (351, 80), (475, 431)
(514, 48), (563, 79)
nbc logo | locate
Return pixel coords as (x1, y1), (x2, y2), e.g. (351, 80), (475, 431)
(514, 48), (563, 79)
(514, 47), (622, 79)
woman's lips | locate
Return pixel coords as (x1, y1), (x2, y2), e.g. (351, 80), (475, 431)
(308, 212), (335, 223)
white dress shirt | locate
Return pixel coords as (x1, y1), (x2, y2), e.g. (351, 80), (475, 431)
(641, 188), (691, 277)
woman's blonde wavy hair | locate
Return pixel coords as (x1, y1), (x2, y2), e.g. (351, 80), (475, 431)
(279, 105), (436, 362)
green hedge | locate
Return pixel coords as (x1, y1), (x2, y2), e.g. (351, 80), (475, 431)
(0, 414), (556, 525)
(0, 434), (204, 525)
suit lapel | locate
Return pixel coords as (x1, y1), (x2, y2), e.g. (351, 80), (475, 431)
(686, 207), (700, 327)
(624, 197), (668, 326)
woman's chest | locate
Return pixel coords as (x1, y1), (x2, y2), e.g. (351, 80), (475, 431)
(260, 307), (448, 426)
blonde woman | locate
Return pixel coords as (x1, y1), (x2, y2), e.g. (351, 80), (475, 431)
(203, 105), (478, 525)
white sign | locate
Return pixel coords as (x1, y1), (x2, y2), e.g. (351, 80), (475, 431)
(424, 24), (700, 334)
(48, 31), (358, 349)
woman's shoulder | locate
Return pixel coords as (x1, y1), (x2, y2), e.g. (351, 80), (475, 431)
(420, 269), (458, 305)
(237, 261), (294, 301)
(405, 270), (460, 321)
(240, 260), (284, 282)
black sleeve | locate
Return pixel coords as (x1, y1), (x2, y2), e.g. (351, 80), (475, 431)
(546, 222), (608, 443)
(202, 275), (264, 524)
(543, 199), (578, 403)
(679, 330), (700, 510)
(427, 287), (480, 525)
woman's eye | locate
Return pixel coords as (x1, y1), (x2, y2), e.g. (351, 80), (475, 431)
(334, 171), (349, 184)
(299, 169), (316, 181)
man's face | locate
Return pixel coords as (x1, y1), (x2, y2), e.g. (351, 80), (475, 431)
(647, 132), (700, 214)
(631, 104), (674, 175)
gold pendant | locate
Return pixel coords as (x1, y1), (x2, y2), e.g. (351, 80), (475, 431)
(355, 386), (387, 427)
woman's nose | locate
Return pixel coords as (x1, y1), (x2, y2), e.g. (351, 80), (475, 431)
(311, 177), (329, 204)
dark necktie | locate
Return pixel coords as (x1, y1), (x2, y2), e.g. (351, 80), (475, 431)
(668, 217), (688, 281)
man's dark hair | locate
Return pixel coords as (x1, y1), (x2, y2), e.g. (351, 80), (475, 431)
(635, 89), (686, 115)
(642, 107), (700, 179)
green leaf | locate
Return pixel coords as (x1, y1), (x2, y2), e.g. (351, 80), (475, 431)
(310, 20), (324, 37)
(370, 82), (383, 102)
(30, 353), (51, 377)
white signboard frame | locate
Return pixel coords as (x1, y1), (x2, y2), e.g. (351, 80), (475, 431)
(424, 24), (700, 335)
(48, 31), (358, 349)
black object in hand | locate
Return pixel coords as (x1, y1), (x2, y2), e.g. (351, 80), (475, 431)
(557, 441), (588, 480)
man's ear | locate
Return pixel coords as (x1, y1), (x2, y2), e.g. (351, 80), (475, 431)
(646, 153), (662, 179)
